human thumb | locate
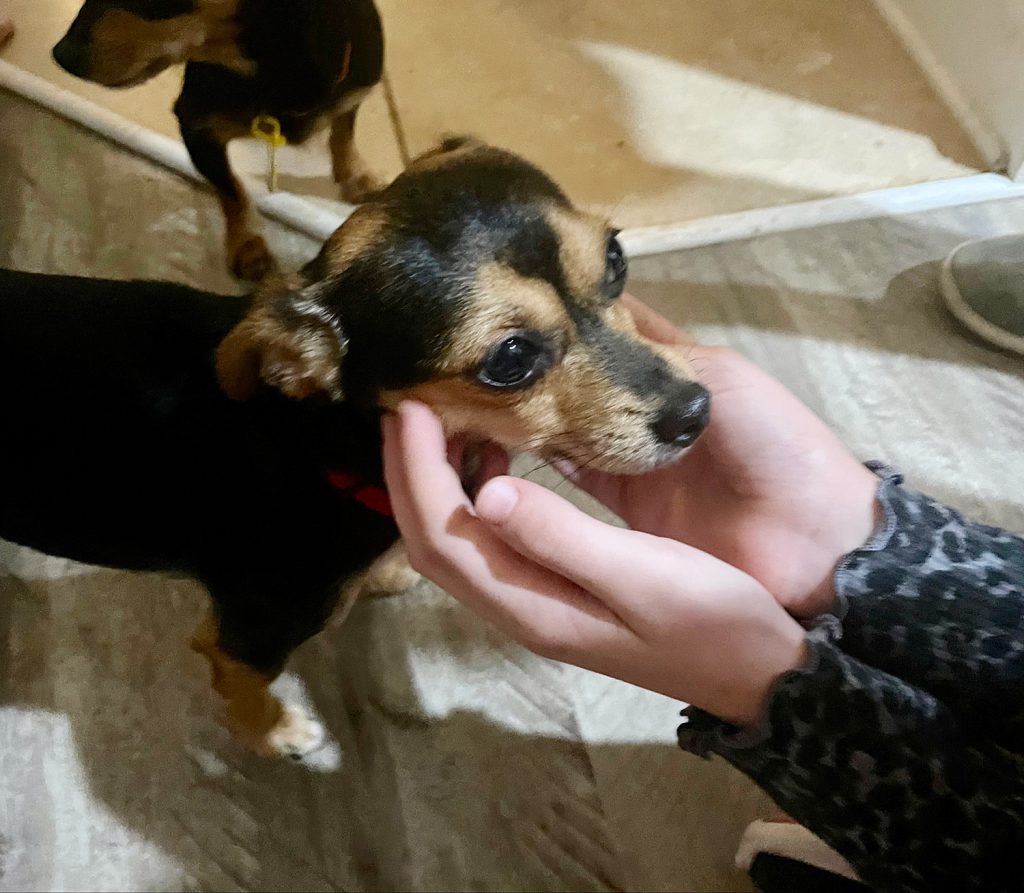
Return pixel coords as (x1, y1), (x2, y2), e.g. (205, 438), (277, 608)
(474, 476), (643, 597)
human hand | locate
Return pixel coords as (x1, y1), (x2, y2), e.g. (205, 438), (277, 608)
(562, 296), (880, 619)
(383, 401), (808, 727)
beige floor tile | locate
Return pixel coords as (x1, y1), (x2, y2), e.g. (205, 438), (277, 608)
(1, 1), (987, 229)
(379, 0), (984, 228)
(0, 0), (405, 203)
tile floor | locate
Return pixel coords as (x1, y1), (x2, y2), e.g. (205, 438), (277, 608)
(0, 1), (987, 227)
(3, 85), (1022, 893)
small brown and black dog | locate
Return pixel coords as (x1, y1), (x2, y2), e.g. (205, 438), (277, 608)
(0, 141), (710, 759)
(52, 0), (384, 281)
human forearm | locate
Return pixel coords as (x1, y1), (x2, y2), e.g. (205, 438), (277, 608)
(680, 624), (1024, 892)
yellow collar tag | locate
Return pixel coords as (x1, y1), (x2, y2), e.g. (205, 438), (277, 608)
(251, 114), (287, 192)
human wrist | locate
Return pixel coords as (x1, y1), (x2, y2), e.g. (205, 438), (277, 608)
(713, 615), (809, 728)
(799, 462), (883, 618)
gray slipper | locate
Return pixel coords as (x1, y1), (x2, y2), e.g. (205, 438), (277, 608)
(941, 235), (1024, 357)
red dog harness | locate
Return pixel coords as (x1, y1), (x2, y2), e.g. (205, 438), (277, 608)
(326, 469), (393, 518)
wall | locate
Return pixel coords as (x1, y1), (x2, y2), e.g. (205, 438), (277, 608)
(874, 0), (1024, 176)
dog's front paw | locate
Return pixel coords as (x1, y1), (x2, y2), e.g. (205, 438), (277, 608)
(228, 233), (276, 281)
(362, 558), (421, 597)
(338, 171), (385, 205)
(360, 542), (422, 599)
(256, 704), (325, 760)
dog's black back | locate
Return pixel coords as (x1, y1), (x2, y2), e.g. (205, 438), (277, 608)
(0, 269), (397, 670)
(238, 0), (383, 110)
(178, 0), (384, 143)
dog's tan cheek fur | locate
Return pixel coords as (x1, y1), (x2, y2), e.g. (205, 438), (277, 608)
(188, 1), (255, 74)
(315, 207), (388, 276)
(90, 8), (214, 82)
(547, 350), (664, 466)
(606, 301), (638, 334)
(89, 18), (145, 81)
(377, 351), (609, 450)
(380, 378), (538, 446)
(375, 288), (693, 469)
(380, 348), (660, 470)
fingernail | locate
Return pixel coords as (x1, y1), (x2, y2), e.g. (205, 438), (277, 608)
(475, 479), (519, 524)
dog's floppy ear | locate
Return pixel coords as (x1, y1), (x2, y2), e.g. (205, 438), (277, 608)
(217, 284), (348, 402)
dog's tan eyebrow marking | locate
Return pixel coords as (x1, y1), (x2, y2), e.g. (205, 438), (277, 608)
(431, 262), (572, 374)
(315, 205), (389, 276)
(405, 139), (482, 174)
(544, 204), (609, 304)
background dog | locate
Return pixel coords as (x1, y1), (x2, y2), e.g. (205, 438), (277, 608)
(53, 0), (385, 281)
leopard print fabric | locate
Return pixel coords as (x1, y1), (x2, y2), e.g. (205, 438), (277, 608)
(679, 468), (1024, 892)
(839, 465), (1024, 751)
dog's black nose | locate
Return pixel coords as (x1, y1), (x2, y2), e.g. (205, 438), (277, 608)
(52, 38), (87, 77)
(651, 383), (711, 448)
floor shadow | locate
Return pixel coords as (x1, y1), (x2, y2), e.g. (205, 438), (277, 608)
(629, 213), (1024, 376)
(380, 0), (981, 230)
(633, 260), (1024, 373)
(0, 562), (761, 892)
(376, 0), (830, 229)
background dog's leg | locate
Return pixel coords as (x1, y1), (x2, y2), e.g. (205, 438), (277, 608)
(330, 107), (383, 204)
(179, 125), (275, 281)
(191, 613), (324, 759)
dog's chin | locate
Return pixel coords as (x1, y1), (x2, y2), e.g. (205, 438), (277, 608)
(550, 442), (692, 476)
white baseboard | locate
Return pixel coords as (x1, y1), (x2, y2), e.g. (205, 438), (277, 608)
(0, 59), (347, 243)
(621, 174), (1024, 256)
(5, 58), (1024, 261)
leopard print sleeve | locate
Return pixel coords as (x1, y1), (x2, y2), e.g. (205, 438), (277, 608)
(678, 470), (1024, 891)
(679, 623), (1024, 893)
(835, 465), (1024, 750)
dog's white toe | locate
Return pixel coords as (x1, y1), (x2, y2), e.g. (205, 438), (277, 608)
(257, 705), (325, 759)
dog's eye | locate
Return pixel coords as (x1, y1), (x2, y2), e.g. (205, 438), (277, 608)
(477, 334), (547, 389)
(603, 233), (627, 298)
